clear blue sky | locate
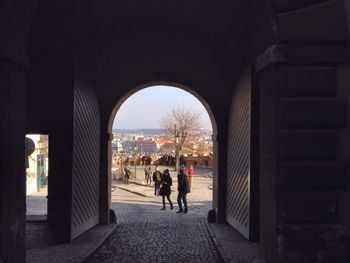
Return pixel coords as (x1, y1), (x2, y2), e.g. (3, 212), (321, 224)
(113, 86), (212, 130)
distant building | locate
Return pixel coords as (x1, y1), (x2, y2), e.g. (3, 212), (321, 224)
(112, 140), (123, 154)
(156, 137), (174, 151)
(135, 140), (157, 154)
(160, 142), (175, 154)
(122, 140), (135, 153)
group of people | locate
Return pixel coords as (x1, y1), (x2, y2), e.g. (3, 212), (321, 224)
(124, 164), (191, 213)
(151, 165), (191, 213)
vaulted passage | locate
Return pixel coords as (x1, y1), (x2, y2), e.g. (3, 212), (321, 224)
(1, 1), (350, 262)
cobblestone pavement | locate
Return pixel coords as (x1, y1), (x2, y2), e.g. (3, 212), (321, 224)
(84, 174), (223, 263)
(26, 186), (48, 216)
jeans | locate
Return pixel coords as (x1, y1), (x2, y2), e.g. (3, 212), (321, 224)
(177, 192), (187, 212)
(154, 182), (160, 196)
(146, 175), (152, 185)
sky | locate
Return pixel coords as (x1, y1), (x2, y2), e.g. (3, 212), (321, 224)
(113, 86), (212, 130)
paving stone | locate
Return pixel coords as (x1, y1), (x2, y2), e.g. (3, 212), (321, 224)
(26, 186), (48, 216)
(84, 176), (222, 263)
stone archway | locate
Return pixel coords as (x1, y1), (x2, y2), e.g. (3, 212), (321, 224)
(2, 1), (350, 262)
(106, 81), (219, 215)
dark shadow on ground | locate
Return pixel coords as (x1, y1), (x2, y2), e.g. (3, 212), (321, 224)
(84, 200), (221, 263)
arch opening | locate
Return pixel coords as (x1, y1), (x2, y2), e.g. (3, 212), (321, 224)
(25, 134), (49, 221)
(108, 82), (218, 136)
(107, 82), (219, 217)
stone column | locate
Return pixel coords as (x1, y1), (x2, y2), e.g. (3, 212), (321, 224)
(0, 1), (38, 261)
(257, 45), (350, 262)
(0, 57), (27, 263)
(254, 0), (350, 261)
(99, 126), (113, 225)
(214, 123), (228, 223)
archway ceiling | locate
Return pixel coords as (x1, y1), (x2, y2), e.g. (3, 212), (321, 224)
(75, 0), (250, 43)
(29, 0), (255, 54)
(70, 0), (255, 83)
(28, 0), (258, 124)
(74, 18), (245, 119)
(72, 0), (256, 120)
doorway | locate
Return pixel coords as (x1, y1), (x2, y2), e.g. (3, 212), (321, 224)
(25, 134), (49, 221)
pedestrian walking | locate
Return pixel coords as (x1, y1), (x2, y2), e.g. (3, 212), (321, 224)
(124, 167), (131, 186)
(144, 164), (149, 180)
(153, 165), (162, 196)
(159, 169), (173, 210)
(177, 166), (191, 213)
(145, 165), (152, 186)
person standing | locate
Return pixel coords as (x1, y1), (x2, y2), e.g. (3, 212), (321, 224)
(144, 164), (149, 180)
(145, 165), (152, 186)
(159, 169), (173, 210)
(144, 164), (151, 185)
(177, 167), (190, 213)
(187, 165), (194, 189)
(152, 165), (162, 196)
(124, 167), (131, 186)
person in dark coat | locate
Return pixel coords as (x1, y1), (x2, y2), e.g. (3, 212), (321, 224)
(177, 166), (191, 213)
(159, 169), (173, 210)
(124, 167), (131, 186)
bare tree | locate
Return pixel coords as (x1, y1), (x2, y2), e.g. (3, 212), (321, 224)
(160, 108), (202, 171)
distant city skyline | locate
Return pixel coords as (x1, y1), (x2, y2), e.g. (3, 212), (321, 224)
(113, 86), (213, 130)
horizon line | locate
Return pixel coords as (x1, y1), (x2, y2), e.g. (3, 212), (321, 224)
(112, 127), (213, 130)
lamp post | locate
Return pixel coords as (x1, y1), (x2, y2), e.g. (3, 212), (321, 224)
(174, 127), (180, 172)
(36, 139), (44, 192)
(134, 142), (137, 180)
